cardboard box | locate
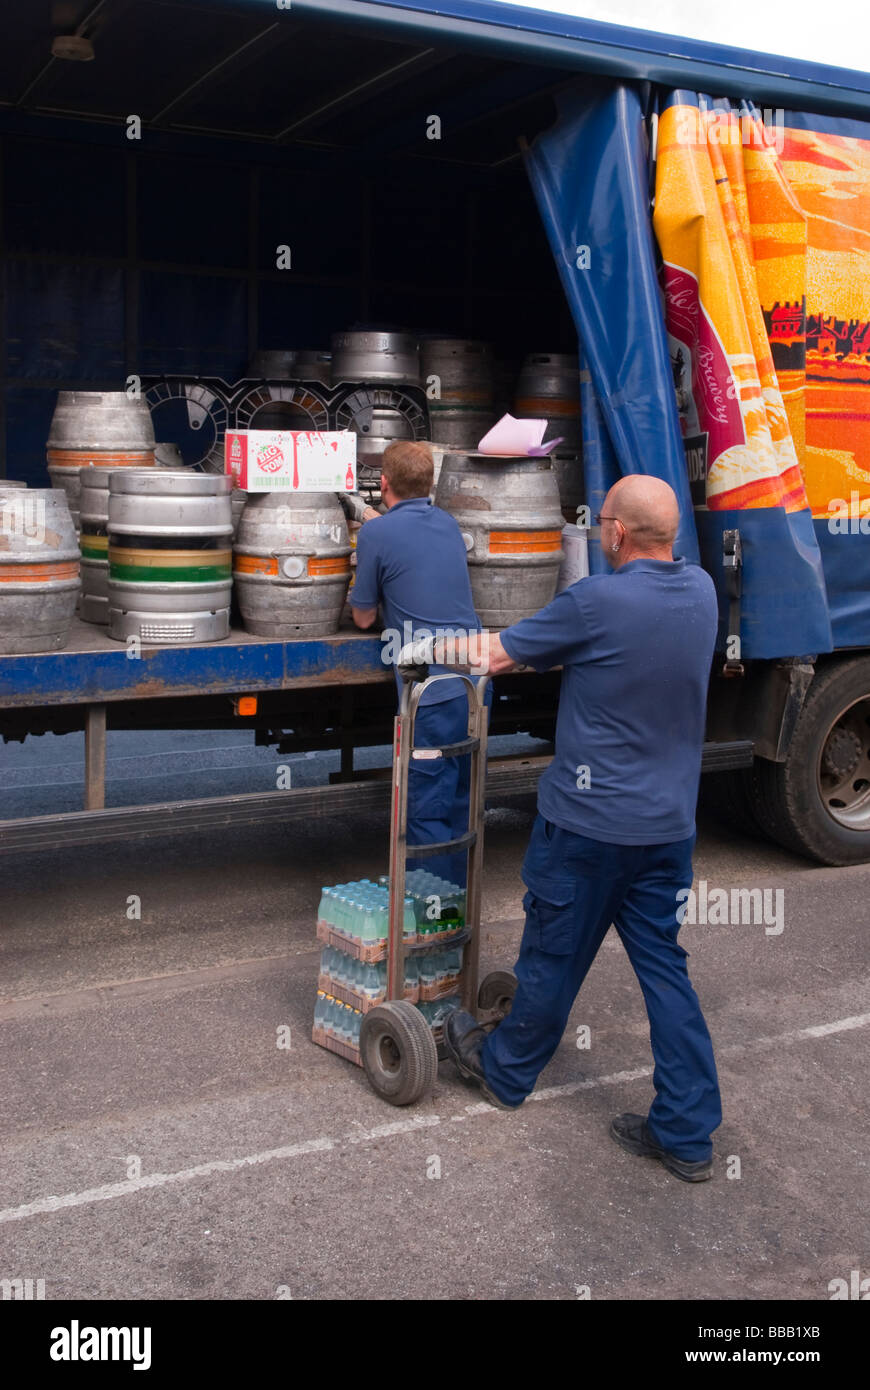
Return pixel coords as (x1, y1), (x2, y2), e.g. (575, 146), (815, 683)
(226, 430), (356, 492)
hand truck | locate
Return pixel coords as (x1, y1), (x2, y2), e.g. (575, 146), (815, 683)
(357, 670), (517, 1106)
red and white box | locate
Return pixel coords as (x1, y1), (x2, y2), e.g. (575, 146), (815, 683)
(225, 430), (356, 492)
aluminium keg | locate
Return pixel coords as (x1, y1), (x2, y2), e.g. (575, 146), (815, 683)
(246, 349), (299, 379)
(107, 470), (232, 644)
(331, 330), (420, 386)
(46, 391), (156, 530)
(421, 339), (495, 450)
(0, 487), (80, 653)
(355, 403), (416, 480)
(515, 353), (582, 451)
(295, 349), (332, 385)
(434, 452), (563, 627)
(234, 493), (351, 638)
(426, 411), (495, 451)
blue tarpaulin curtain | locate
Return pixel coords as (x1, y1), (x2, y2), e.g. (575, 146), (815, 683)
(524, 81), (838, 658)
(524, 84), (699, 571)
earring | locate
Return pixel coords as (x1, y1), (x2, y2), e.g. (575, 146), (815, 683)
(611, 542), (619, 552)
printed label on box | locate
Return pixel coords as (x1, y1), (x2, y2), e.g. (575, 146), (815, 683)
(226, 430), (356, 491)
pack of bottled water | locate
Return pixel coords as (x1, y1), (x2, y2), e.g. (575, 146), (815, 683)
(313, 988), (461, 1061)
(400, 870), (467, 935)
(318, 942), (463, 1008)
(317, 879), (416, 950)
(318, 945), (419, 1006)
(313, 872), (467, 1063)
(314, 990), (362, 1050)
(317, 873), (466, 953)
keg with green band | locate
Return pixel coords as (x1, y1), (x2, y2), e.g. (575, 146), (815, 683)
(106, 469), (233, 644)
(108, 547), (233, 584)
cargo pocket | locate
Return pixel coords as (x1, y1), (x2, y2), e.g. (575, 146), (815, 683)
(522, 885), (577, 956)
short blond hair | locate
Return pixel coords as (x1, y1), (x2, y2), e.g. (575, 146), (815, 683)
(381, 441), (434, 498)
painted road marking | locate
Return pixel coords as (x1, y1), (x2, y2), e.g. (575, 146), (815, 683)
(0, 1010), (867, 1226)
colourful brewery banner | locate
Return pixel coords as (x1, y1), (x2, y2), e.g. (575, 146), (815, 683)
(654, 96), (870, 520)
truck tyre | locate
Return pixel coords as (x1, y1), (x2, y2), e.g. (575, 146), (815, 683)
(746, 657), (870, 865)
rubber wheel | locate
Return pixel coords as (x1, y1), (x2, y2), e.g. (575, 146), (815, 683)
(359, 1000), (438, 1106)
(743, 657), (870, 865)
(477, 969), (518, 1020)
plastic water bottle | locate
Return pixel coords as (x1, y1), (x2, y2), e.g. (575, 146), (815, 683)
(314, 990), (328, 1031)
(374, 893), (389, 945)
(404, 955), (419, 997)
(418, 950), (436, 991)
(434, 948), (449, 987)
(403, 896), (417, 940)
(360, 900), (378, 948)
(344, 1003), (358, 1044)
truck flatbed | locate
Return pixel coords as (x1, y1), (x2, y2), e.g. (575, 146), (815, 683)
(0, 619), (390, 709)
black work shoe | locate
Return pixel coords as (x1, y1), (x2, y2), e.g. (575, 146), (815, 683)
(443, 1010), (521, 1111)
(609, 1113), (713, 1183)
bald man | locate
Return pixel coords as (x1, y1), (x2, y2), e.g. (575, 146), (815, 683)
(435, 473), (722, 1181)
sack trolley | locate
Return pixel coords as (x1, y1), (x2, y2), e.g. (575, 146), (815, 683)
(356, 670), (517, 1105)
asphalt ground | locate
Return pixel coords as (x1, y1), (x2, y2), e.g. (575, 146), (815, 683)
(0, 731), (868, 1317)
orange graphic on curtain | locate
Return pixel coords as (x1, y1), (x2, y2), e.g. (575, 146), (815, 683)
(655, 104), (870, 517)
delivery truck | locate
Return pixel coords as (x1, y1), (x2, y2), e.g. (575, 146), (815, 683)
(2, 0), (870, 865)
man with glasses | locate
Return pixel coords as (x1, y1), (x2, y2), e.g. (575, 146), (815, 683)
(418, 472), (722, 1182)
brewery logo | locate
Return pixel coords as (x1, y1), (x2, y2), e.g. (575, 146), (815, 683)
(257, 443), (284, 473)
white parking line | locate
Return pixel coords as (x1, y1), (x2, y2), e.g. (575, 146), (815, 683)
(0, 1010), (867, 1226)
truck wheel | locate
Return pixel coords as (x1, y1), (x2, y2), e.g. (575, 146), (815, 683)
(747, 657), (870, 865)
(359, 1000), (438, 1105)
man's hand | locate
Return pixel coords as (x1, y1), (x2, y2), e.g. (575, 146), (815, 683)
(338, 491), (368, 524)
(397, 636), (436, 683)
(429, 630), (516, 676)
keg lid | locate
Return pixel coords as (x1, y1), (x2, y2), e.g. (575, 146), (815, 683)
(109, 469), (231, 495)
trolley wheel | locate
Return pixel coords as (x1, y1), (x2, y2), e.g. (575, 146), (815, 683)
(478, 970), (518, 1020)
(359, 1000), (438, 1106)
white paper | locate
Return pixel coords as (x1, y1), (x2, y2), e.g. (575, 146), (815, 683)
(477, 413), (547, 455)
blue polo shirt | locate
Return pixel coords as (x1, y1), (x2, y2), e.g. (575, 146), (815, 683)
(351, 497), (481, 705)
(500, 558), (717, 845)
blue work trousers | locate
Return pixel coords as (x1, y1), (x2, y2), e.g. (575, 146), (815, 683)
(407, 688), (490, 887)
(481, 814), (722, 1161)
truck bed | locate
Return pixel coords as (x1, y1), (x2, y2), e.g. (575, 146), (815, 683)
(0, 619), (390, 709)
